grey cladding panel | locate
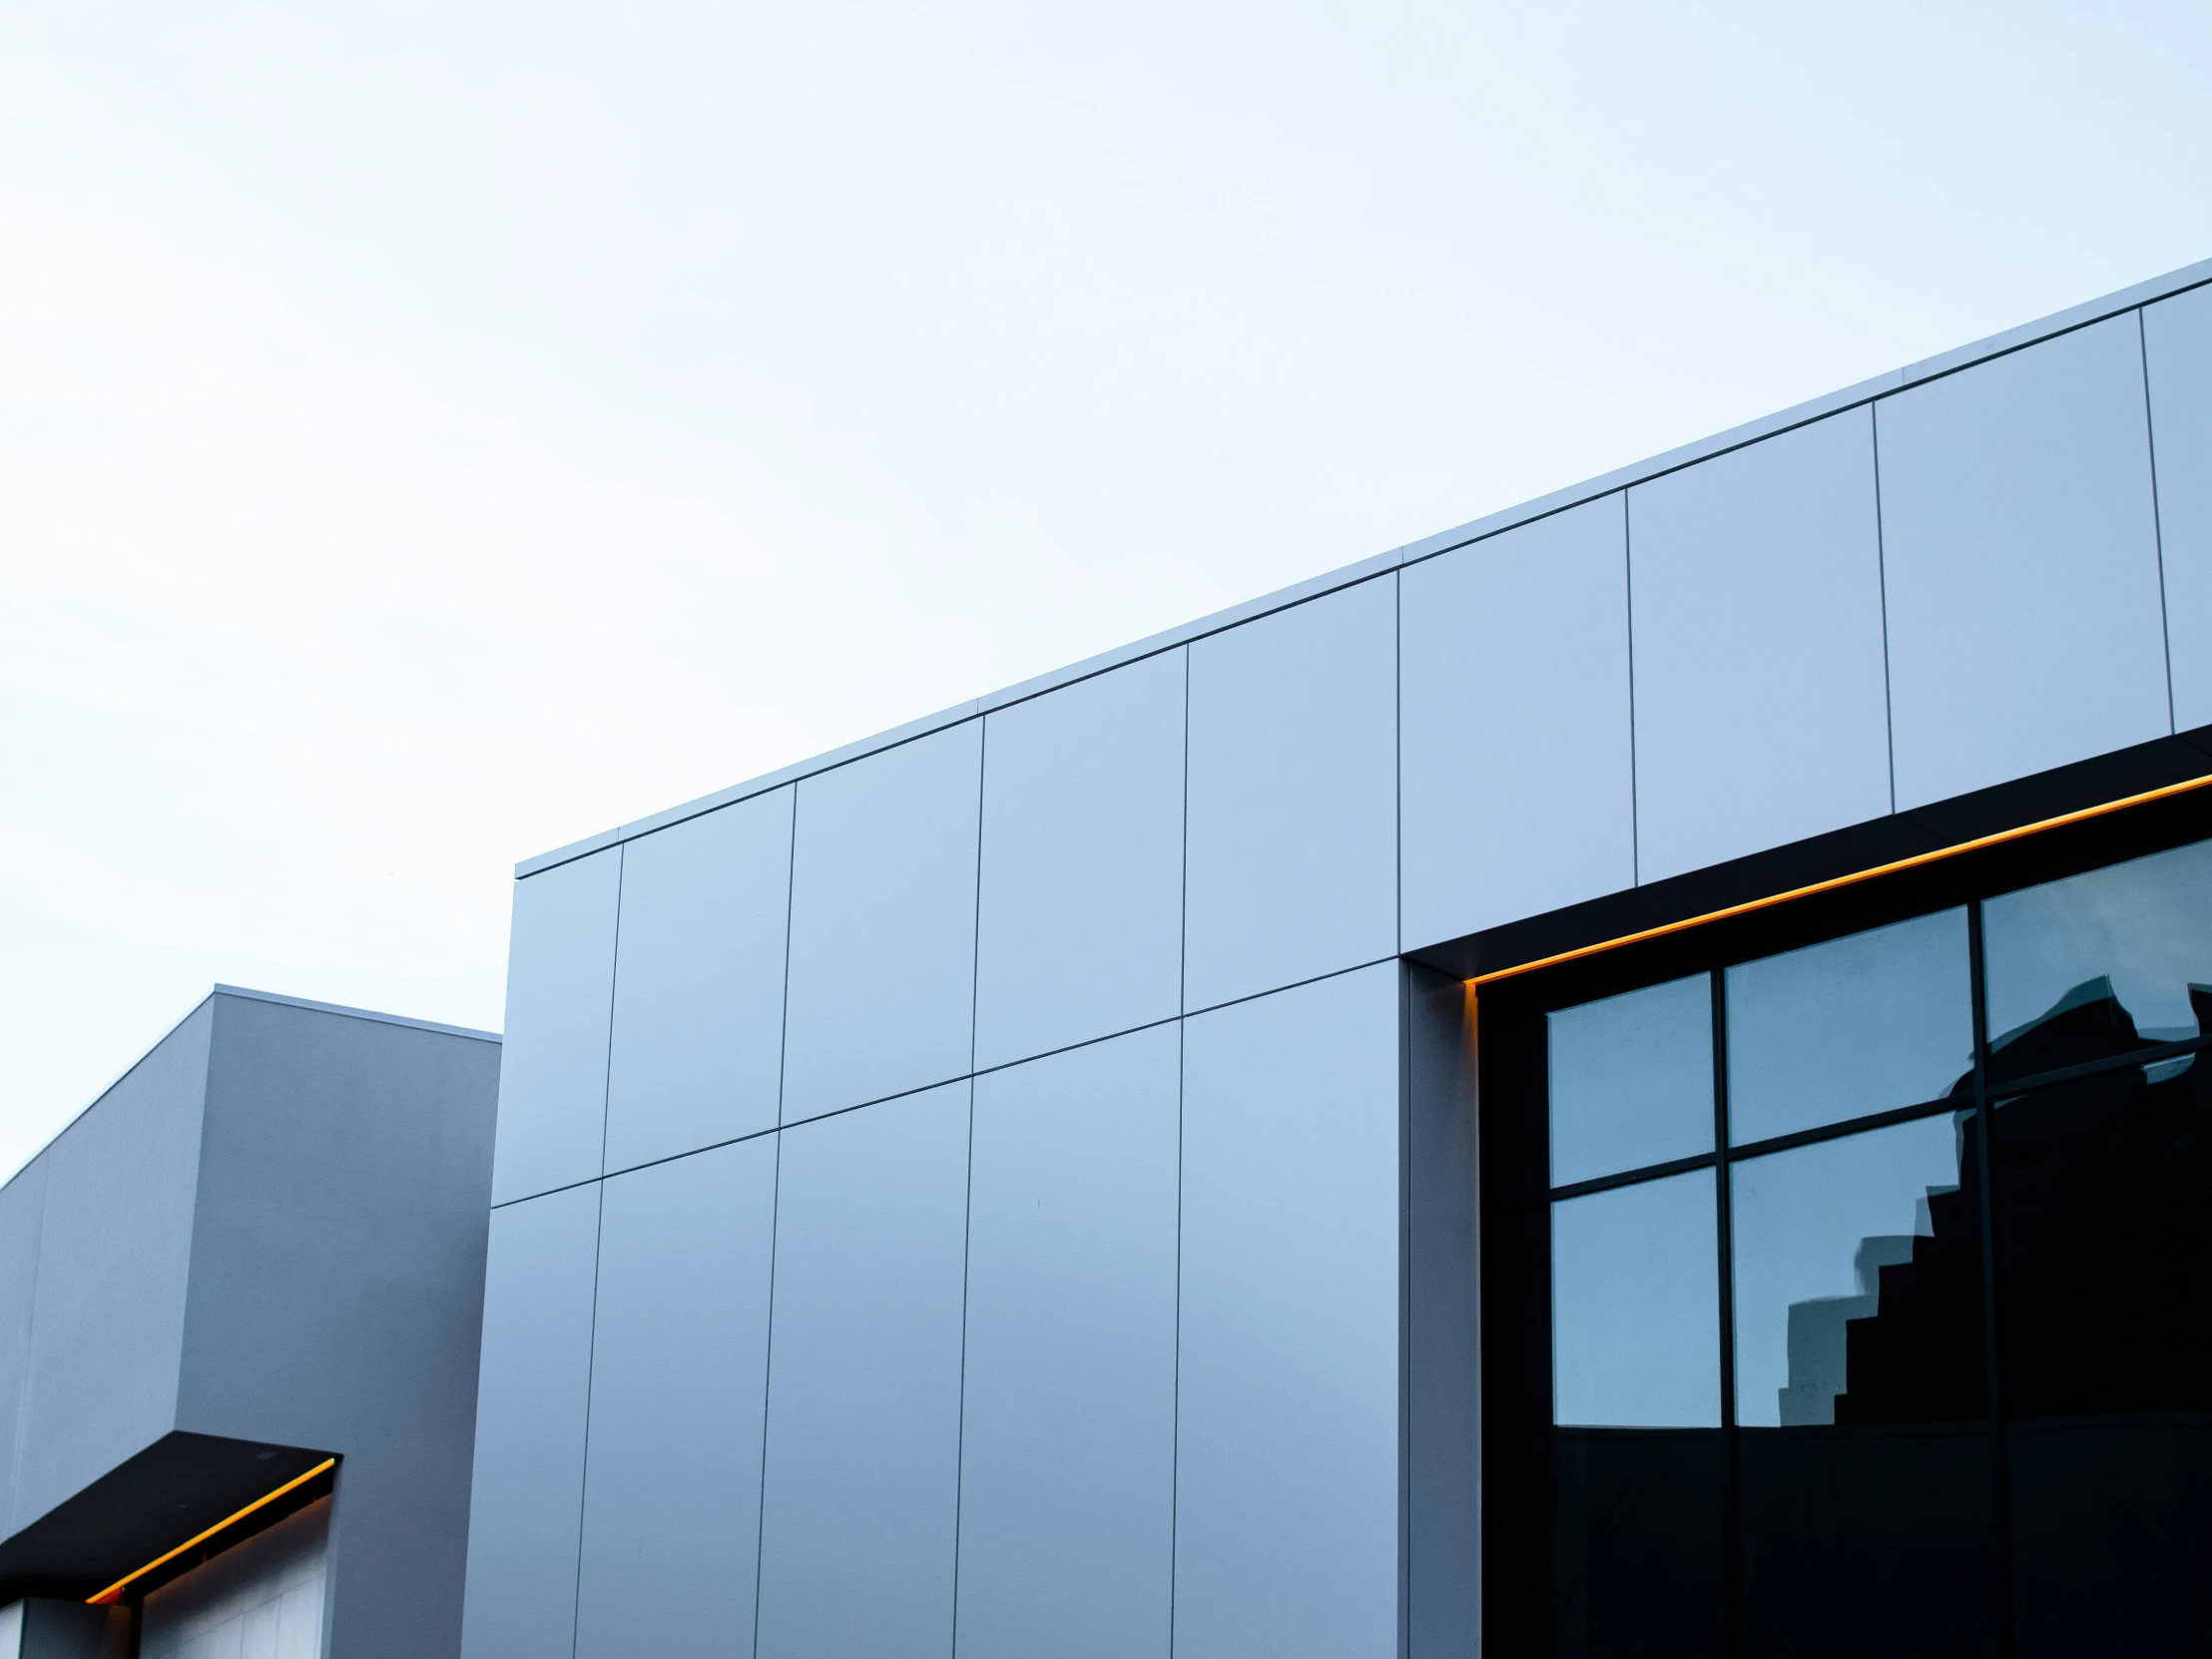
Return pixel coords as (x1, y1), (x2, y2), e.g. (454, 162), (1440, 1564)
(604, 791), (794, 1171)
(13, 1005), (209, 1534)
(974, 651), (1186, 1069)
(491, 849), (620, 1204)
(0, 1164), (47, 1528)
(1184, 578), (1396, 1010)
(755, 1084), (970, 1659)
(575, 1139), (777, 1659)
(956, 1026), (1179, 1659)
(1879, 313), (2169, 810)
(1406, 966), (1479, 1659)
(781, 725), (983, 1121)
(1175, 965), (1400, 1659)
(2144, 285), (2212, 732)
(179, 996), (499, 1659)
(1400, 496), (1635, 948)
(458, 1184), (600, 1659)
(1628, 409), (1893, 880)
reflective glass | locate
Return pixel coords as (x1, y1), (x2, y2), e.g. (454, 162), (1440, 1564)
(1551, 1429), (1725, 1659)
(1548, 974), (1712, 1186)
(1726, 909), (1972, 1147)
(1551, 1171), (1719, 1427)
(1730, 1115), (1973, 1427)
(1983, 836), (2212, 1084)
(1730, 1118), (1999, 1658)
(1990, 1057), (2212, 1654)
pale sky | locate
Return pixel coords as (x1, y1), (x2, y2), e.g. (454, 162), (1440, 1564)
(4, 0), (2209, 1179)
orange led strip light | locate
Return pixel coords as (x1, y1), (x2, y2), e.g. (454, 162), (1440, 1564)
(1468, 771), (2212, 990)
(87, 1457), (336, 1606)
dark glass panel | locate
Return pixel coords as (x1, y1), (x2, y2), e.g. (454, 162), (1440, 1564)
(1730, 1117), (1972, 1428)
(1551, 1172), (1720, 1427)
(1548, 975), (1713, 1187)
(1736, 1427), (1998, 1659)
(2006, 1418), (2212, 1659)
(1982, 835), (2212, 1085)
(1552, 1429), (1725, 1659)
(1550, 1173), (1723, 1656)
(1729, 1121), (1997, 1657)
(1725, 909), (1972, 1147)
(1991, 1044), (2212, 1653)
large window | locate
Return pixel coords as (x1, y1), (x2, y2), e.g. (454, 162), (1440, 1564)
(1480, 816), (2212, 1658)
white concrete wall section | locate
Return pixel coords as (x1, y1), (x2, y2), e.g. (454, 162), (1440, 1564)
(140, 1498), (328, 1659)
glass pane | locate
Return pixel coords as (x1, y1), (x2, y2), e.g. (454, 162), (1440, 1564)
(1991, 1059), (2212, 1654)
(1730, 1116), (1979, 1427)
(1731, 1117), (1999, 1659)
(1982, 835), (2212, 1085)
(1726, 909), (1973, 1146)
(1551, 1171), (1719, 1427)
(1552, 1432), (1725, 1659)
(1548, 974), (1713, 1187)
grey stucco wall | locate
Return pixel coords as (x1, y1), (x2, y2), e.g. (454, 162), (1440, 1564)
(178, 993), (499, 1659)
(0, 1004), (210, 1538)
(0, 990), (496, 1659)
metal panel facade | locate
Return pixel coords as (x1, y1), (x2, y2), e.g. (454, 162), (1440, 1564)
(1175, 965), (1400, 1659)
(1879, 313), (2170, 809)
(780, 725), (983, 1122)
(754, 1083), (970, 1659)
(974, 651), (1186, 1070)
(1628, 408), (1893, 879)
(490, 848), (619, 1205)
(458, 1184), (600, 1659)
(1399, 495), (1636, 947)
(0, 1165), (43, 1529)
(2144, 286), (2212, 732)
(604, 791), (794, 1173)
(956, 1026), (1180, 1659)
(1184, 578), (1396, 1009)
(574, 1141), (777, 1659)
(476, 267), (2212, 1659)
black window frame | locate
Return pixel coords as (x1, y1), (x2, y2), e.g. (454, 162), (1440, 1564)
(1474, 782), (2212, 1657)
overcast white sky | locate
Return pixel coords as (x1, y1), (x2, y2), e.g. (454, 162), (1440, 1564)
(3, 0), (2209, 1177)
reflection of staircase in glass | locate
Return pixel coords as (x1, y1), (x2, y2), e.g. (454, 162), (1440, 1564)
(1831, 1153), (1987, 1425)
(1779, 1235), (1917, 1424)
(1772, 976), (2212, 1426)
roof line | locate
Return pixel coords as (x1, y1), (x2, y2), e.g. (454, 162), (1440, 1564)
(209, 984), (501, 1043)
(0, 985), (498, 1198)
(516, 252), (2212, 879)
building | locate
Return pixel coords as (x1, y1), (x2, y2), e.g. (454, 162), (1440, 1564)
(0, 989), (500, 1659)
(143, 256), (2201, 1657)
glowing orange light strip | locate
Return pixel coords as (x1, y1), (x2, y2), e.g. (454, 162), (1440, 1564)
(87, 1457), (336, 1606)
(1468, 771), (2212, 990)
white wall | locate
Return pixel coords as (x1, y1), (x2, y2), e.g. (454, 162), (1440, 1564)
(140, 1497), (328, 1659)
